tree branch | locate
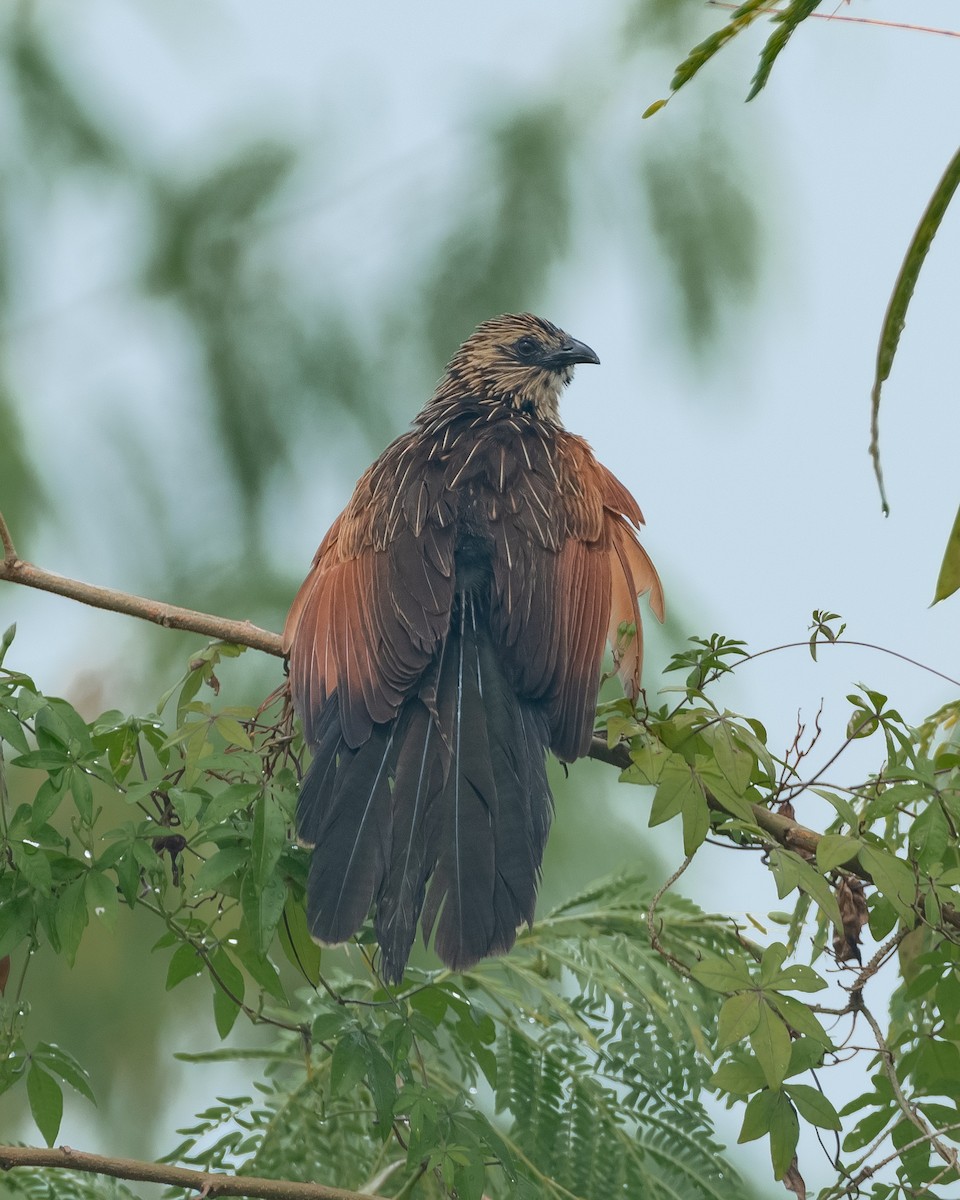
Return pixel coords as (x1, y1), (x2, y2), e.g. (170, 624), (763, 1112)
(589, 735), (960, 935)
(6, 509), (959, 936)
(0, 1144), (389, 1200)
(0, 512), (282, 656)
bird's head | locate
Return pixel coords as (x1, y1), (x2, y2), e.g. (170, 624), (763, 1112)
(434, 313), (600, 423)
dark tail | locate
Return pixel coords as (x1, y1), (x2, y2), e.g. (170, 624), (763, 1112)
(298, 590), (553, 983)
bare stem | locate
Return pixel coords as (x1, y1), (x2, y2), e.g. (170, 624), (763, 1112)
(856, 1000), (960, 1175)
(0, 512), (282, 656)
(0, 512), (15, 562)
(0, 1144), (389, 1200)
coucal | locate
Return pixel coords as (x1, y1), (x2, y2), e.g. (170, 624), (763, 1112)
(284, 313), (663, 982)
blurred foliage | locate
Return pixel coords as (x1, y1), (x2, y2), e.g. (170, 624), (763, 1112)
(0, 0), (767, 621)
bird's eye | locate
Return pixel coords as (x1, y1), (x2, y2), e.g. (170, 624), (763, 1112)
(514, 336), (540, 360)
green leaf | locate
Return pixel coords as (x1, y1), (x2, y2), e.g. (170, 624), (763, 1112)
(68, 767), (94, 825)
(33, 1042), (96, 1104)
(908, 803), (949, 871)
(213, 715), (253, 750)
(232, 927), (286, 1002)
(56, 877), (88, 966)
(711, 1057), (766, 1096)
(784, 1082), (841, 1130)
(649, 754), (701, 826)
(681, 782), (710, 855)
(27, 1062), (63, 1146)
(766, 963), (827, 994)
(330, 1030), (367, 1096)
(277, 894), (321, 985)
(194, 847), (249, 894)
(201, 782), (258, 827)
(695, 759), (755, 823)
(747, 0), (820, 101)
(0, 895), (34, 958)
(30, 778), (66, 828)
(873, 146), (960, 520)
(241, 871), (286, 956)
(934, 501), (960, 603)
(0, 704), (29, 754)
(786, 1037), (826, 1077)
(670, 0), (770, 95)
(12, 842), (52, 896)
(166, 942), (204, 990)
(211, 947), (245, 1038)
(691, 953), (753, 994)
(84, 870), (119, 930)
(758, 941), (788, 985)
(816, 834), (862, 872)
(749, 1001), (792, 1089)
(251, 792), (285, 888)
(768, 1090), (800, 1179)
(766, 992), (831, 1047)
(739, 1087), (778, 1143)
(717, 992), (762, 1050)
(768, 848), (842, 929)
(859, 846), (917, 919)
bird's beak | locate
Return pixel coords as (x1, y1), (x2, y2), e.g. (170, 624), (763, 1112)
(545, 337), (600, 369)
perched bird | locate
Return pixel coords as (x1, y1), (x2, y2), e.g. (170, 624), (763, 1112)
(284, 313), (663, 982)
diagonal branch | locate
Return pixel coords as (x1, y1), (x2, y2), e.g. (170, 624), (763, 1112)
(6, 508), (960, 934)
(589, 735), (960, 936)
(0, 1144), (389, 1200)
(0, 511), (282, 656)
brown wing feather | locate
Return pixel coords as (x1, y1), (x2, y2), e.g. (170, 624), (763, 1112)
(284, 438), (456, 750)
(490, 431), (662, 762)
(599, 461), (665, 699)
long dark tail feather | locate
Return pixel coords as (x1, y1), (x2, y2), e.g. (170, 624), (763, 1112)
(375, 696), (446, 982)
(300, 595), (553, 982)
(422, 592), (553, 974)
(300, 696), (396, 946)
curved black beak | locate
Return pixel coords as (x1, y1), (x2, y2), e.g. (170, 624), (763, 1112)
(544, 337), (600, 369)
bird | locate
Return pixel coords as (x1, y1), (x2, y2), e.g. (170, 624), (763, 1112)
(284, 312), (663, 983)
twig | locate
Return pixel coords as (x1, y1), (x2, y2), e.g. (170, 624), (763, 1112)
(855, 1001), (960, 1175)
(706, 1), (960, 39)
(0, 1144), (389, 1200)
(590, 734), (960, 937)
(0, 512), (15, 562)
(646, 853), (695, 976)
(831, 1123), (960, 1197)
(846, 928), (908, 999)
(735, 637), (960, 690)
(0, 512), (282, 656)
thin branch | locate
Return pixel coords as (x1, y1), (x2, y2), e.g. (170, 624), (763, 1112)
(646, 853), (695, 976)
(0, 1144), (389, 1200)
(831, 1123), (960, 1198)
(735, 637), (960, 690)
(589, 735), (960, 937)
(707, 1), (960, 39)
(0, 512), (15, 562)
(0, 513), (282, 656)
(855, 1001), (960, 1176)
